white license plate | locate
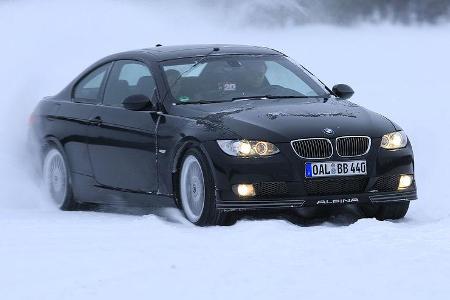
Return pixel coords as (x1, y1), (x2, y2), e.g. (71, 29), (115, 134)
(305, 160), (367, 178)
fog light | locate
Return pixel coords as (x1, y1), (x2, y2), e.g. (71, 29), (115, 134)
(234, 184), (255, 197)
(398, 175), (413, 189)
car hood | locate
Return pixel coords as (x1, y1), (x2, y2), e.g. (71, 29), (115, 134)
(171, 98), (396, 143)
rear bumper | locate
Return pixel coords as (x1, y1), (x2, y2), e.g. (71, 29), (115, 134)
(216, 188), (417, 210)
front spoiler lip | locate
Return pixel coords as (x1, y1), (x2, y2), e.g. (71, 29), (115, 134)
(216, 189), (417, 210)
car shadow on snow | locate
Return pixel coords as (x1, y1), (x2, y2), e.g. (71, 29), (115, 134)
(238, 205), (365, 227)
(79, 203), (369, 227)
(78, 203), (190, 224)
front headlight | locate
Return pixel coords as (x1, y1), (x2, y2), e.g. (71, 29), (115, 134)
(217, 140), (280, 157)
(381, 131), (408, 149)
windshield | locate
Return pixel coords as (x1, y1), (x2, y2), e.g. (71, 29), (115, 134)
(161, 55), (329, 104)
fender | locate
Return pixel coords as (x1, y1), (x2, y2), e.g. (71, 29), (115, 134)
(167, 137), (218, 196)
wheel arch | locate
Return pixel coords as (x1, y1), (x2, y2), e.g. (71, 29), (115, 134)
(41, 136), (65, 159)
(40, 136), (74, 174)
(44, 135), (63, 149)
(170, 137), (218, 205)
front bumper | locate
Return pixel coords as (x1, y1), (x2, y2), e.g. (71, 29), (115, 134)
(216, 189), (417, 210)
(203, 138), (417, 211)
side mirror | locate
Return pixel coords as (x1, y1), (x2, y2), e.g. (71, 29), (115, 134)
(332, 84), (354, 100)
(122, 94), (152, 111)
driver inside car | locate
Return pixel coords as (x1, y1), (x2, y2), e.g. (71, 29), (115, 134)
(240, 60), (269, 91)
(238, 60), (302, 97)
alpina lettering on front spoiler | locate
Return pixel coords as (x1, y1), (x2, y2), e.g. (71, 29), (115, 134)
(316, 198), (359, 205)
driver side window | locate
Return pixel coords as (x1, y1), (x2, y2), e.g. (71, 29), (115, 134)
(103, 60), (156, 107)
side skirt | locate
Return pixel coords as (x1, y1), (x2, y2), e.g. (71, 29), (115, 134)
(71, 172), (176, 207)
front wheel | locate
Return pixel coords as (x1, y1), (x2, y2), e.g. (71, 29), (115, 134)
(42, 146), (78, 210)
(179, 148), (235, 226)
(360, 201), (410, 221)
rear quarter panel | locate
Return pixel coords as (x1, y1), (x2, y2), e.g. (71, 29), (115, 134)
(31, 98), (93, 176)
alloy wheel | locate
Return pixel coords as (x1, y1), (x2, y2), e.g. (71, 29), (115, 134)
(43, 148), (68, 207)
(180, 155), (205, 223)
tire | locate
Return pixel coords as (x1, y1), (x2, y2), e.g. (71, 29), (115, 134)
(360, 201), (410, 221)
(178, 148), (234, 226)
(42, 145), (79, 210)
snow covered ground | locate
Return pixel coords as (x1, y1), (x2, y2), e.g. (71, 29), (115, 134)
(0, 1), (449, 299)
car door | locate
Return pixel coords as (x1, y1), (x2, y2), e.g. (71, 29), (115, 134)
(54, 62), (112, 176)
(87, 60), (159, 193)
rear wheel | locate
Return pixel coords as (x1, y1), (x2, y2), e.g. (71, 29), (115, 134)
(179, 148), (235, 226)
(360, 201), (410, 220)
(42, 146), (78, 210)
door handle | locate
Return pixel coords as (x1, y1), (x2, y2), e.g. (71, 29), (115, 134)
(89, 116), (102, 126)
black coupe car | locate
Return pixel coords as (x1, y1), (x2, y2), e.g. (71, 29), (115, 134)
(30, 44), (417, 225)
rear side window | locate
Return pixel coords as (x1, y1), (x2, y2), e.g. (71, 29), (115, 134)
(73, 63), (110, 103)
(103, 61), (156, 107)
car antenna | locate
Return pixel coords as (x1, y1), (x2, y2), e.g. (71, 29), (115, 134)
(160, 47), (220, 107)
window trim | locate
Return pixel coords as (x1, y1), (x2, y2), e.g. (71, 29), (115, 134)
(71, 62), (113, 104)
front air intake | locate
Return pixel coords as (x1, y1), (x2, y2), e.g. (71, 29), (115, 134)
(305, 177), (369, 196)
(253, 182), (288, 197)
(373, 175), (400, 192)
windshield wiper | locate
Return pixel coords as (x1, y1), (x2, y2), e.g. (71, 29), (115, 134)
(173, 94), (332, 105)
(173, 99), (232, 105)
(161, 47), (220, 106)
(231, 95), (273, 101)
(231, 95), (329, 101)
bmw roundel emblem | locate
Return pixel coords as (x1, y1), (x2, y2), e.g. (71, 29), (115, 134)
(323, 128), (334, 135)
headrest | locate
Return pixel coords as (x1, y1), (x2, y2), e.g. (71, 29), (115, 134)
(136, 76), (153, 88)
(165, 69), (181, 86)
(116, 80), (129, 89)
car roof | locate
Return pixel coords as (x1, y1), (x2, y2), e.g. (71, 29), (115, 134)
(116, 44), (284, 62)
